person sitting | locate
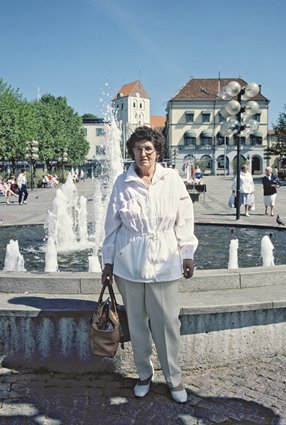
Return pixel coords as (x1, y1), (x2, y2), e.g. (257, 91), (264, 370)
(0, 179), (8, 200)
(41, 175), (49, 188)
(6, 175), (19, 203)
(194, 166), (202, 181)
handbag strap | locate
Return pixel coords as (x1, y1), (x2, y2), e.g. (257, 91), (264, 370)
(98, 280), (118, 314)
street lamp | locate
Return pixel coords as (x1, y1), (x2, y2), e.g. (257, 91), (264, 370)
(172, 147), (178, 168)
(25, 140), (39, 191)
(220, 81), (260, 219)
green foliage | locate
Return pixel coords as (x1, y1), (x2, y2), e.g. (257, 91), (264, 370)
(82, 113), (97, 118)
(271, 105), (286, 157)
(0, 79), (23, 166)
(35, 94), (89, 164)
(0, 78), (90, 170)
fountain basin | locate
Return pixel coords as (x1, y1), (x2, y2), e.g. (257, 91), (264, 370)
(0, 266), (286, 373)
(0, 223), (285, 272)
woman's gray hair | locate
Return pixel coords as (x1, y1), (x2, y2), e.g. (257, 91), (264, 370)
(265, 166), (272, 173)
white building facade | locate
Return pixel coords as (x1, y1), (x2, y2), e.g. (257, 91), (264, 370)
(165, 78), (270, 176)
(112, 80), (151, 159)
(82, 117), (109, 175)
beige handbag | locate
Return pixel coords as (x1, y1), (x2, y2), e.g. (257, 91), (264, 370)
(89, 282), (129, 357)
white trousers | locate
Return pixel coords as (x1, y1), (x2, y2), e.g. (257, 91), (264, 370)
(115, 276), (182, 388)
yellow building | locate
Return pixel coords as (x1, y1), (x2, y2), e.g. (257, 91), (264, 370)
(165, 77), (270, 176)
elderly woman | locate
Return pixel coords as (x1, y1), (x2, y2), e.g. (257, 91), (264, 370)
(232, 164), (254, 216)
(262, 166), (280, 216)
(101, 126), (198, 403)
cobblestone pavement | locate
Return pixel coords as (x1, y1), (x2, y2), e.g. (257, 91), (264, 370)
(1, 355), (286, 424)
(1, 175), (286, 228)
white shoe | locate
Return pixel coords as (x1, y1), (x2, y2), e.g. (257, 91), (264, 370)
(245, 212), (249, 217)
(134, 367), (154, 398)
(23, 201), (27, 204)
(170, 384), (188, 403)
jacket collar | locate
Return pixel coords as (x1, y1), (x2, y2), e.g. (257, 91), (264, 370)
(125, 162), (169, 185)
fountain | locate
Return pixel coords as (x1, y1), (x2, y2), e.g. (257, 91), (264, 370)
(87, 105), (124, 272)
(3, 239), (26, 272)
(261, 235), (275, 267)
(44, 173), (90, 253)
(44, 236), (58, 272)
(228, 239), (239, 269)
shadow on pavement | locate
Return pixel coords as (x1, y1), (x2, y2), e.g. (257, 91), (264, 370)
(0, 369), (281, 425)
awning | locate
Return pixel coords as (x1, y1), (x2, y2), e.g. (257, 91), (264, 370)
(200, 130), (212, 138)
(184, 130), (196, 138)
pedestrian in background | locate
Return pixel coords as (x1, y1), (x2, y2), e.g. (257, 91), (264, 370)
(231, 164), (254, 216)
(262, 166), (280, 216)
(101, 126), (198, 403)
(17, 169), (28, 205)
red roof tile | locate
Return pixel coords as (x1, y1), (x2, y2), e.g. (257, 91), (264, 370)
(113, 80), (150, 100)
(172, 78), (268, 102)
(150, 115), (166, 129)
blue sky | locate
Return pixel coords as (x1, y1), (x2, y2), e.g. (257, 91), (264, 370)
(1, 0), (285, 127)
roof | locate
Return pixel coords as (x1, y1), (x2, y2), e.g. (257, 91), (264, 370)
(113, 80), (150, 100)
(82, 117), (105, 124)
(172, 78), (269, 102)
(150, 115), (166, 129)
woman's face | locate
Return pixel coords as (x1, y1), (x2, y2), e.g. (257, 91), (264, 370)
(133, 139), (158, 171)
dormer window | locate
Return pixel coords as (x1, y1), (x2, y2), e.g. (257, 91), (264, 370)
(202, 113), (210, 123)
(185, 112), (194, 123)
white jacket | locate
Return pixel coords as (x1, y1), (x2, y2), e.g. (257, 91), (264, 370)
(102, 163), (198, 283)
(232, 171), (254, 194)
(17, 173), (27, 188)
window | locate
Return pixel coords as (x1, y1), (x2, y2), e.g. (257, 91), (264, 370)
(186, 113), (194, 123)
(133, 102), (136, 107)
(253, 113), (261, 122)
(201, 155), (212, 170)
(139, 103), (142, 108)
(121, 103), (124, 109)
(84, 128), (87, 137)
(202, 113), (210, 123)
(96, 128), (105, 137)
(184, 137), (196, 146)
(216, 133), (225, 145)
(217, 155), (229, 170)
(234, 136), (246, 146)
(201, 136), (212, 146)
(250, 135), (262, 146)
(96, 145), (106, 155)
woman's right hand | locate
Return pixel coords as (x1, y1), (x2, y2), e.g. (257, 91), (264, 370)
(101, 263), (113, 285)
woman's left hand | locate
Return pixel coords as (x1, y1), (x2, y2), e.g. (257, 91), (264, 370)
(183, 259), (195, 279)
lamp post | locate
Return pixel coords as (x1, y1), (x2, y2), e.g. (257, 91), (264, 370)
(25, 140), (39, 191)
(172, 147), (178, 168)
(220, 81), (260, 220)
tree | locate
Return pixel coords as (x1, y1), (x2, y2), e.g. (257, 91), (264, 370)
(82, 113), (97, 119)
(273, 105), (286, 156)
(35, 95), (89, 166)
(266, 105), (286, 158)
(0, 78), (23, 171)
